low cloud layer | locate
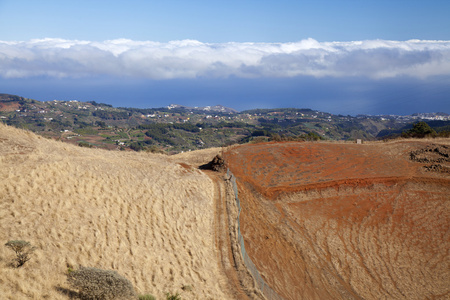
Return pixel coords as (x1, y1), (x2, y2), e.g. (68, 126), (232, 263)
(1, 38), (449, 79)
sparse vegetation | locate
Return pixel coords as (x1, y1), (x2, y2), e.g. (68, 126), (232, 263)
(4, 240), (36, 268)
(66, 266), (137, 300)
(78, 141), (93, 148)
(165, 291), (181, 300)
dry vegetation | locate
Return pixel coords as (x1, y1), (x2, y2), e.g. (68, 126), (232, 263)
(0, 123), (233, 299)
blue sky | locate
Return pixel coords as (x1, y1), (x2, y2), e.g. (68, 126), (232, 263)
(1, 0), (450, 115)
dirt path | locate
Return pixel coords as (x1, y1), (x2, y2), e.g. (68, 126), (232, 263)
(206, 170), (265, 300)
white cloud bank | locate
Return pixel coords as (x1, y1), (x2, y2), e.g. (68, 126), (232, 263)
(1, 38), (449, 79)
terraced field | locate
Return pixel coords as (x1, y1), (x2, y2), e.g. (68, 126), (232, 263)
(225, 140), (450, 299)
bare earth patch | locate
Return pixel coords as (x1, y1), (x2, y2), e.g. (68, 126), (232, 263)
(225, 140), (450, 300)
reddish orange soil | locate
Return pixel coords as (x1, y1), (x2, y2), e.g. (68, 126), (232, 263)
(225, 141), (450, 300)
(0, 101), (20, 112)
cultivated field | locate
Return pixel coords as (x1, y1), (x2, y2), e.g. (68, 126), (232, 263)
(225, 140), (450, 300)
(0, 123), (238, 299)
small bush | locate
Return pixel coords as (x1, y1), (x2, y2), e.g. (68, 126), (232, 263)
(67, 266), (137, 300)
(165, 292), (181, 300)
(5, 240), (36, 267)
(78, 141), (93, 148)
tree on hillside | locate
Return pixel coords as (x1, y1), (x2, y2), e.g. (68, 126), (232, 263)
(402, 121), (436, 138)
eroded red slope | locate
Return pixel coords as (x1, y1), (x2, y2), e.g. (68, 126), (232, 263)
(225, 141), (450, 300)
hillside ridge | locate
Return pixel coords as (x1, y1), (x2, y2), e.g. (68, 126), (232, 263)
(1, 93), (449, 153)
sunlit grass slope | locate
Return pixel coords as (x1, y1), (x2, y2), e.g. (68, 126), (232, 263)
(0, 123), (229, 299)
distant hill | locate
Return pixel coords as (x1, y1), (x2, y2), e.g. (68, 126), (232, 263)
(1, 93), (449, 153)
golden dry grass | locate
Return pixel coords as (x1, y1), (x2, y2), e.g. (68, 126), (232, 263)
(0, 123), (231, 299)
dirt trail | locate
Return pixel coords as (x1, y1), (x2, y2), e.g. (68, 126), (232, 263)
(206, 170), (265, 300)
(208, 171), (251, 300)
(170, 148), (265, 299)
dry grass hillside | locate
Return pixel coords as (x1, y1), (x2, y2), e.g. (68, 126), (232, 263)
(0, 123), (233, 299)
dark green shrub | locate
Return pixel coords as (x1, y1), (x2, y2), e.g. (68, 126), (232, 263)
(67, 266), (137, 300)
(4, 240), (36, 267)
(402, 121), (437, 138)
(78, 141), (93, 148)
